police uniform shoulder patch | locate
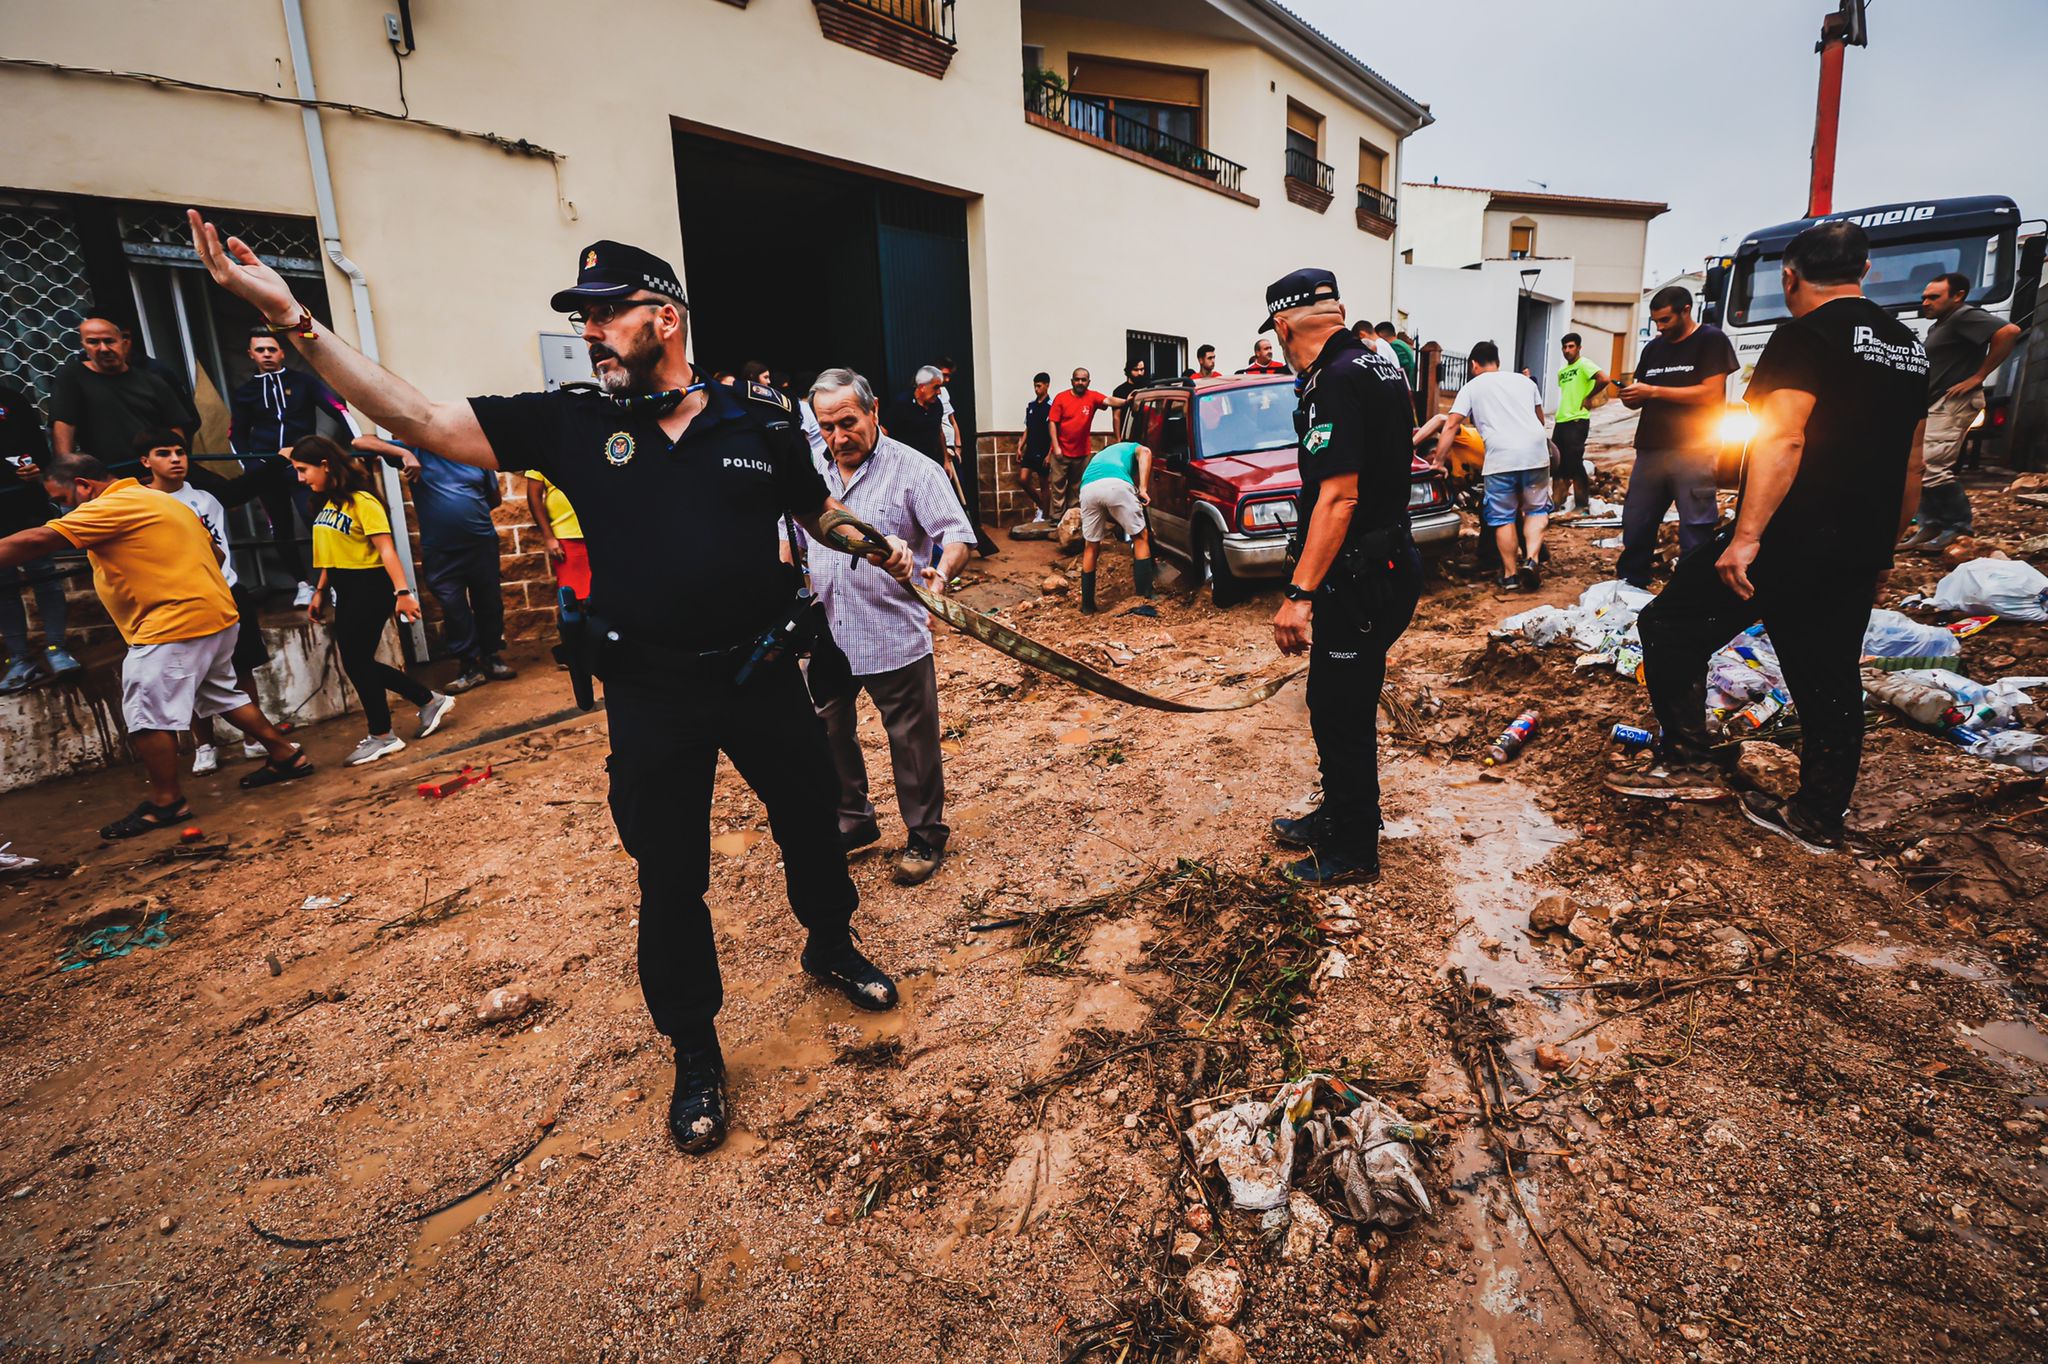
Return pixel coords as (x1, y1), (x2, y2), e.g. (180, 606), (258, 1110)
(1303, 423), (1333, 455)
(743, 381), (793, 412)
(604, 431), (636, 466)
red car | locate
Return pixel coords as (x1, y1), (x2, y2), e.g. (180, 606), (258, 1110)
(1120, 375), (1457, 605)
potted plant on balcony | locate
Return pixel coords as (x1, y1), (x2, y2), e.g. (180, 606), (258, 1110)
(1023, 67), (1065, 116)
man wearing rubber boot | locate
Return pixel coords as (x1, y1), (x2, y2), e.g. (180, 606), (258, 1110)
(1262, 269), (1422, 884)
(186, 214), (916, 1156)
(1622, 220), (1927, 852)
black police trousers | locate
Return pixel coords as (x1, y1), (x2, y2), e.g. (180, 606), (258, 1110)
(1306, 546), (1422, 859)
(601, 652), (859, 1045)
(1638, 533), (1875, 829)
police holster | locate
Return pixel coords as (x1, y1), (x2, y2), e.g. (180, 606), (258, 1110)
(553, 585), (598, 711)
(774, 516), (857, 707)
(1327, 524), (1416, 618)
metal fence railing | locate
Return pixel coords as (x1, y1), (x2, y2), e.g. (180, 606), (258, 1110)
(1436, 350), (1470, 394)
(1356, 183), (1397, 223)
(1026, 85), (1246, 195)
(841, 0), (954, 43)
(1284, 147), (1333, 195)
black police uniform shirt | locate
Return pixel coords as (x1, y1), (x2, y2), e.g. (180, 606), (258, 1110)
(1296, 329), (1415, 544)
(0, 380), (54, 538)
(1632, 323), (1738, 452)
(469, 381), (829, 649)
(230, 368), (342, 455)
(1741, 296), (1928, 574)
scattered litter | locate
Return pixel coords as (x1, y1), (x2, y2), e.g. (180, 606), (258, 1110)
(418, 763), (494, 799)
(1184, 1074), (1431, 1226)
(1862, 609), (1961, 665)
(1568, 496), (1626, 528)
(1122, 604), (1159, 618)
(1590, 535), (1623, 549)
(1949, 614), (1999, 638)
(59, 910), (173, 971)
(1483, 708), (1540, 767)
(1923, 559), (2048, 622)
(300, 894), (353, 912)
(178, 826), (205, 844)
(0, 843), (40, 876)
(1497, 579), (1650, 675)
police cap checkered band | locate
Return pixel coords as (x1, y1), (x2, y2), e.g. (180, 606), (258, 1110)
(1259, 267), (1339, 332)
(549, 239), (690, 312)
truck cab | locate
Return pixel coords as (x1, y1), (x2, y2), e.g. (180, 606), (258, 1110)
(1120, 375), (1458, 605)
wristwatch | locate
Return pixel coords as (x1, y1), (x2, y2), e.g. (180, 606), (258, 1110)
(1284, 583), (1315, 603)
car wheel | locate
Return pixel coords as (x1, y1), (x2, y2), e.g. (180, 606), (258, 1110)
(1198, 521), (1245, 608)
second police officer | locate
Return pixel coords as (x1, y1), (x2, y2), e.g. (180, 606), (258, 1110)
(187, 213), (916, 1157)
(1261, 269), (1422, 884)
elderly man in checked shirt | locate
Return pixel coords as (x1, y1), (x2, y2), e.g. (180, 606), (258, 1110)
(804, 368), (975, 886)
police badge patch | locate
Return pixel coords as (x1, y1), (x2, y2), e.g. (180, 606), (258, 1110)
(605, 431), (635, 466)
(1302, 423), (1333, 455)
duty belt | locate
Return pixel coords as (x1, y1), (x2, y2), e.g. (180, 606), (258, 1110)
(816, 513), (1301, 714)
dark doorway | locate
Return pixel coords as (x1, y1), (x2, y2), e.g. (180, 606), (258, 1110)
(672, 132), (977, 444)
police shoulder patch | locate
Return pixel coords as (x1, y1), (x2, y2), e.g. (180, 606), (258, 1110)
(1302, 423), (1333, 455)
(744, 381), (793, 412)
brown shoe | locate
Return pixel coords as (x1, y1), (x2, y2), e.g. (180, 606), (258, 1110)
(892, 836), (942, 885)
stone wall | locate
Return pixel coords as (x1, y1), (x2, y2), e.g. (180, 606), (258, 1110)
(975, 430), (1113, 528)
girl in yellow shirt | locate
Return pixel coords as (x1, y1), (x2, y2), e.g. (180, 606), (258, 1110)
(291, 436), (453, 764)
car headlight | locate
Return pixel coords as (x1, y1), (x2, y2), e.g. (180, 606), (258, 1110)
(1242, 498), (1297, 531)
(1718, 406), (1758, 448)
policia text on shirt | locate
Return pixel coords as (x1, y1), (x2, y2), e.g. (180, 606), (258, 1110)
(187, 214), (917, 1158)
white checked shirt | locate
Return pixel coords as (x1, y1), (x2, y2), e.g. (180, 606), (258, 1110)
(809, 435), (975, 676)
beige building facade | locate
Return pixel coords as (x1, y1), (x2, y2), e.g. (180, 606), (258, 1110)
(1, 0), (1430, 564)
(1397, 182), (1666, 380)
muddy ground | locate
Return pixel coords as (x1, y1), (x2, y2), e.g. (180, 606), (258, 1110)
(2, 419), (2045, 1363)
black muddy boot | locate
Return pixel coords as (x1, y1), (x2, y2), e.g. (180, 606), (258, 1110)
(1133, 557), (1156, 598)
(1079, 571), (1097, 614)
(668, 1038), (728, 1156)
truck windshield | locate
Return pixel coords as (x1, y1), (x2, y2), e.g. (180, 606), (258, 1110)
(1196, 384), (1297, 456)
(1731, 230), (2012, 326)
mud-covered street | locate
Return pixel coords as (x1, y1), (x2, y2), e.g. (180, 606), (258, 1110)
(2, 419), (2044, 1363)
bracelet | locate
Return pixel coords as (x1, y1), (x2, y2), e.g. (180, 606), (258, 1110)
(395, 587), (414, 596)
(263, 306), (318, 339)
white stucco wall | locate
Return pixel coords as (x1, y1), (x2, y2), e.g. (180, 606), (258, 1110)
(1397, 258), (1575, 406)
(1395, 184), (1490, 267)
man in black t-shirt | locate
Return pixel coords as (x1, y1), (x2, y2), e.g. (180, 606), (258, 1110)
(881, 367), (949, 468)
(1615, 287), (1739, 585)
(1017, 372), (1053, 522)
(188, 213), (917, 1158)
(1112, 358), (1148, 401)
(1262, 268), (1420, 884)
(0, 382), (82, 691)
(1623, 221), (1927, 853)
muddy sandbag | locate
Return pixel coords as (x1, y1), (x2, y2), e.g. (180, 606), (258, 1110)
(1296, 1097), (1432, 1227)
(1185, 1075), (1430, 1224)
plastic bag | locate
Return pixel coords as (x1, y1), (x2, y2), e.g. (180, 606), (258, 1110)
(1930, 560), (2048, 623)
(1864, 609), (1965, 658)
(1963, 729), (2048, 774)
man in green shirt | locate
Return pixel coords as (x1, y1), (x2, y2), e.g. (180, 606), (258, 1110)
(1376, 322), (1418, 388)
(1551, 332), (1611, 515)
(1077, 439), (1153, 613)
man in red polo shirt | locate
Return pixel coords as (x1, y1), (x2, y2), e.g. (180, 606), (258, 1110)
(1045, 367), (1126, 521)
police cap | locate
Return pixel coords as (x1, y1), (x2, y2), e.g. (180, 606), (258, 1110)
(1258, 267), (1340, 333)
(549, 240), (689, 312)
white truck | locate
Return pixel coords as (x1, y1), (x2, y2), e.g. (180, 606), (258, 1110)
(1700, 194), (2042, 470)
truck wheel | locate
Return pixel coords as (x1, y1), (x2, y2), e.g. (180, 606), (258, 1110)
(1198, 522), (1245, 608)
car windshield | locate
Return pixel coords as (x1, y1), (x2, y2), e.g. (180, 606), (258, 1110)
(1731, 229), (2013, 326)
(1196, 384), (1296, 456)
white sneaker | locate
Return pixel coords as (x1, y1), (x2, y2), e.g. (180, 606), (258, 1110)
(1030, 509), (1047, 523)
(346, 733), (406, 766)
(416, 692), (454, 739)
(243, 740), (268, 760)
(293, 581), (317, 608)
(191, 744), (219, 775)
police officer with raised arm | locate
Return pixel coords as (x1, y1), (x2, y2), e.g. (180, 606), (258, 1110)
(1261, 269), (1422, 884)
(187, 213), (915, 1157)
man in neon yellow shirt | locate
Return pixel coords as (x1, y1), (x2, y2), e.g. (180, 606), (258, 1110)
(1551, 332), (1611, 516)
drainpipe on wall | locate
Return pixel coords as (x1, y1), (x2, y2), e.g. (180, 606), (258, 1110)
(280, 0), (429, 659)
(1388, 135), (1406, 329)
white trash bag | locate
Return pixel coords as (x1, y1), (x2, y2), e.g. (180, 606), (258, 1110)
(1930, 560), (2048, 623)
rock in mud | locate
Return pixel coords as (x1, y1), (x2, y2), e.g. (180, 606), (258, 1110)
(1900, 1212), (1940, 1242)
(476, 986), (536, 1024)
(1566, 913), (1614, 955)
(1197, 1325), (1251, 1363)
(1529, 893), (1579, 934)
(1171, 1231), (1202, 1263)
(1534, 1043), (1571, 1072)
(1184, 1264), (1245, 1324)
(1053, 507), (1084, 549)
(1008, 518), (1056, 541)
(1735, 742), (1801, 799)
(1040, 574), (1070, 595)
(1703, 927), (1755, 972)
(1280, 1191), (1331, 1261)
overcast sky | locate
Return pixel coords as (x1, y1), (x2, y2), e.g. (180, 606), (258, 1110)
(1290, 0), (2048, 285)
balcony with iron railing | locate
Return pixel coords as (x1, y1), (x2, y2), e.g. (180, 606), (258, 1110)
(814, 0), (956, 78)
(1355, 182), (1397, 238)
(1024, 82), (1250, 201)
(1283, 146), (1334, 212)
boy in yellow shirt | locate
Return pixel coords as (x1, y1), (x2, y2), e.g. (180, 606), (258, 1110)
(0, 452), (310, 836)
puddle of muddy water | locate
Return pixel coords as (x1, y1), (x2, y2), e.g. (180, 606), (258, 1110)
(1832, 940), (1996, 982)
(710, 829), (765, 858)
(1408, 770), (1601, 1362)
(1964, 1020), (2048, 1070)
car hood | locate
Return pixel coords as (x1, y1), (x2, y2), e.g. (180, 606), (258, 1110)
(1201, 446), (1300, 496)
(1200, 447), (1439, 495)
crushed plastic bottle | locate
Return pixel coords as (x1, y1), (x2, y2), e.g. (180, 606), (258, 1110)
(1484, 709), (1540, 767)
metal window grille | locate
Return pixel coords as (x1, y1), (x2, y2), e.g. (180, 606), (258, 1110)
(1437, 350), (1471, 393)
(1356, 184), (1397, 223)
(1025, 84), (1246, 195)
(119, 206), (325, 278)
(0, 201), (93, 410)
(1284, 147), (1334, 195)
(842, 0), (955, 44)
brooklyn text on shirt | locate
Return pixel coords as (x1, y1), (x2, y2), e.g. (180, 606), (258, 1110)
(1851, 326), (1930, 376)
(313, 505), (358, 534)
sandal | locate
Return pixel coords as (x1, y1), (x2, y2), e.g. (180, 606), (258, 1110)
(100, 799), (193, 841)
(239, 747), (314, 789)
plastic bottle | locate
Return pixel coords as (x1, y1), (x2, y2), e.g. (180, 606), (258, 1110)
(1484, 709), (1541, 766)
(1725, 691), (1787, 735)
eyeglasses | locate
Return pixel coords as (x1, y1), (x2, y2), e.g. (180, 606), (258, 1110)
(567, 299), (668, 328)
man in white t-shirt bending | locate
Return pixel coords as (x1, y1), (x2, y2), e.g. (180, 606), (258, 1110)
(1435, 340), (1553, 592)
